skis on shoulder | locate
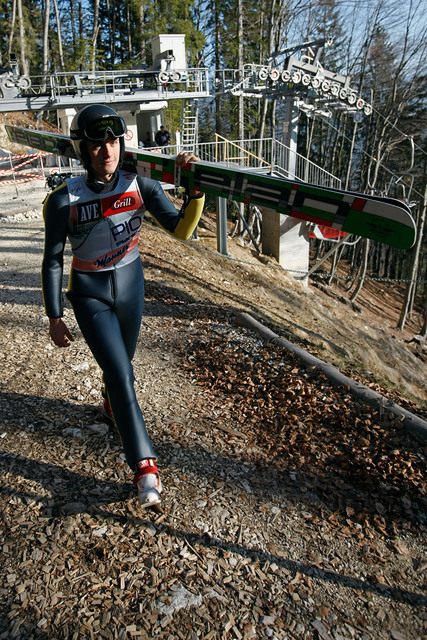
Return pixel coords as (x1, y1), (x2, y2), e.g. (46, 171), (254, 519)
(5, 124), (416, 249)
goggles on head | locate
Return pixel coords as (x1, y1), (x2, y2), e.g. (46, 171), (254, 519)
(83, 116), (127, 141)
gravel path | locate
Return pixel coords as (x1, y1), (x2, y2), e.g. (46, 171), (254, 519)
(0, 192), (426, 639)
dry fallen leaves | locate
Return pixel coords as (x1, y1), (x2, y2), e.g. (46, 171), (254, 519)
(180, 331), (427, 535)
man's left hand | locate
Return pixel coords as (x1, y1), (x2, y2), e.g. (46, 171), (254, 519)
(175, 151), (200, 167)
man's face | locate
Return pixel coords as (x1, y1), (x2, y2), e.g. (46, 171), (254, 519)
(86, 137), (120, 181)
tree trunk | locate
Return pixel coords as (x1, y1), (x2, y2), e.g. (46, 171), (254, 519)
(236, 0), (245, 240)
(214, 0), (221, 134)
(137, 0), (146, 64)
(350, 238), (369, 302)
(78, 2), (84, 71)
(111, 3), (116, 64)
(91, 0), (100, 74)
(305, 115), (315, 164)
(327, 244), (345, 285)
(7, 0), (17, 61)
(52, 0), (65, 72)
(398, 184), (427, 330)
(16, 0), (29, 75)
(257, 99), (269, 152)
(344, 120), (358, 190)
(237, 0), (244, 142)
(126, 1), (132, 60)
(420, 305), (427, 338)
(69, 0), (77, 67)
(257, 0), (277, 145)
(42, 0), (51, 91)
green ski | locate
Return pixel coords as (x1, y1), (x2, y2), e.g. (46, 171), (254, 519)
(5, 124), (416, 249)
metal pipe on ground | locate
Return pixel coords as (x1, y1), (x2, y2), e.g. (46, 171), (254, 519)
(236, 311), (427, 444)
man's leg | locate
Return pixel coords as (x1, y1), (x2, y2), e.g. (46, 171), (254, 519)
(71, 296), (156, 468)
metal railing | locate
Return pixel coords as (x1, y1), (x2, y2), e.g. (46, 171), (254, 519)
(171, 135), (341, 189)
(272, 140), (341, 188)
(1, 68), (210, 103)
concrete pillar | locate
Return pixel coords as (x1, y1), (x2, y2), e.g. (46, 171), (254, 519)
(262, 208), (310, 284)
(175, 129), (181, 152)
(57, 108), (76, 135)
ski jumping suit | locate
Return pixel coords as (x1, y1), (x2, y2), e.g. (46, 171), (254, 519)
(42, 170), (204, 469)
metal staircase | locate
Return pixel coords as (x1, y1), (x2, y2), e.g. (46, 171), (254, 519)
(180, 100), (199, 150)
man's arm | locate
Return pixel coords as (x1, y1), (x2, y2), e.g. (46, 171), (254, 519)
(138, 152), (205, 241)
(41, 184), (75, 347)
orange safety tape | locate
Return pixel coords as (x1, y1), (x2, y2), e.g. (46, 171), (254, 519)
(0, 151), (50, 161)
(0, 175), (44, 186)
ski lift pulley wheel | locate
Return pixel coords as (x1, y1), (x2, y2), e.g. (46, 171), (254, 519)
(158, 71), (170, 83)
(321, 79), (331, 92)
(2, 78), (15, 89)
(18, 76), (31, 90)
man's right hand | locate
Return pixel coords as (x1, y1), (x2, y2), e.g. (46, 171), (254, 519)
(49, 317), (75, 347)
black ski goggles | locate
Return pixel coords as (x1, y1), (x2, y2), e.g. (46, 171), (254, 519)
(84, 116), (127, 141)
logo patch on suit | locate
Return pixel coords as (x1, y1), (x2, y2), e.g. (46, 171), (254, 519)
(77, 200), (102, 224)
(112, 196), (136, 210)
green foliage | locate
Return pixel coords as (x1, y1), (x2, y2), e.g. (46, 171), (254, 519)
(0, 0), (9, 65)
(0, 0), (424, 205)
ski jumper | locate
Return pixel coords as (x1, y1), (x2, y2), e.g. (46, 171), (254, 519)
(42, 170), (204, 469)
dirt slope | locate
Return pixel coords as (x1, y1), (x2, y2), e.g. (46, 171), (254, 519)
(142, 202), (427, 408)
(0, 150), (425, 640)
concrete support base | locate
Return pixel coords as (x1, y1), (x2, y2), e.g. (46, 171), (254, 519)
(57, 108), (75, 135)
(262, 209), (310, 284)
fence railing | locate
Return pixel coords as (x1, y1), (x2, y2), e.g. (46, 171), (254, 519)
(0, 151), (47, 187)
(8, 68), (210, 101)
(166, 135), (341, 189)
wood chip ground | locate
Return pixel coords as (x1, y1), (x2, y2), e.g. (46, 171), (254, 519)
(0, 196), (425, 640)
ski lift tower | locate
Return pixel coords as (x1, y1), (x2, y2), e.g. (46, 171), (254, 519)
(216, 39), (373, 280)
